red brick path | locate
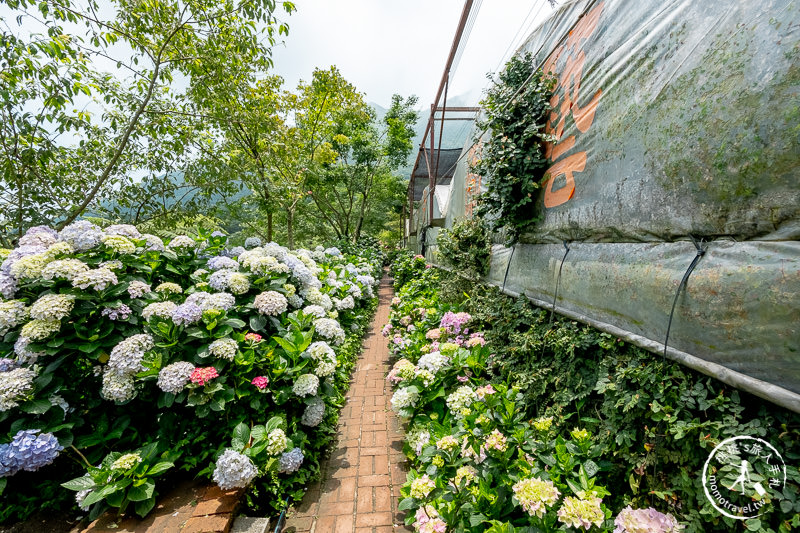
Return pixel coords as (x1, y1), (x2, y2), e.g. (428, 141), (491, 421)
(283, 275), (411, 533)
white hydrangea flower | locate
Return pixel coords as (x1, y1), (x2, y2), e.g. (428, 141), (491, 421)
(101, 234), (136, 254)
(292, 374), (319, 397)
(287, 294), (304, 308)
(101, 370), (136, 402)
(207, 292), (236, 311)
(111, 453), (142, 470)
(334, 295), (355, 310)
(446, 386), (478, 417)
(0, 367), (37, 411)
(157, 361), (195, 394)
(10, 253), (50, 280)
(72, 268), (118, 291)
(42, 241), (73, 260)
(41, 259), (89, 281)
(227, 273), (250, 295)
(208, 338), (238, 361)
(105, 224), (142, 239)
(107, 334), (154, 376)
(347, 283), (363, 299)
(0, 300), (27, 336)
(143, 234), (165, 251)
(213, 449), (258, 490)
(14, 336), (44, 365)
(142, 301), (178, 320)
(127, 281), (151, 298)
(29, 294), (74, 321)
(391, 387), (419, 412)
(315, 358), (336, 378)
(302, 305), (326, 318)
(417, 351), (450, 375)
(313, 318), (345, 345)
(266, 429), (289, 455)
(100, 260), (124, 271)
(20, 319), (61, 341)
(254, 291), (288, 316)
(168, 235), (196, 249)
(303, 288), (332, 311)
(155, 282), (183, 295)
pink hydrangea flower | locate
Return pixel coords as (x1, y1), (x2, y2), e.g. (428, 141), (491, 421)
(476, 384), (496, 399)
(190, 367), (219, 386)
(457, 375), (469, 383)
(251, 376), (269, 389)
(245, 332), (262, 343)
(426, 328), (441, 340)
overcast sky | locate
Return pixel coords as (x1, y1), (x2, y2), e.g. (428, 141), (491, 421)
(270, 0), (556, 110)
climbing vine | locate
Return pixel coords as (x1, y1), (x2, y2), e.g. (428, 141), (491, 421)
(471, 52), (556, 244)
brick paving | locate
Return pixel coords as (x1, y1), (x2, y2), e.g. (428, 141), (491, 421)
(78, 481), (242, 533)
(283, 275), (412, 533)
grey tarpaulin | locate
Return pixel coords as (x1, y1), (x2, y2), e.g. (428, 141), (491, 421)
(414, 0), (800, 412)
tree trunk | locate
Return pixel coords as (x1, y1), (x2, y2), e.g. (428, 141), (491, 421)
(267, 212), (273, 242)
(286, 207), (294, 249)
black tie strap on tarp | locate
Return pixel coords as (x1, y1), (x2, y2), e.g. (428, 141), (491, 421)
(549, 240), (571, 326)
(663, 236), (707, 359)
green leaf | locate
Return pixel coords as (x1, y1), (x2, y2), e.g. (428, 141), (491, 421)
(224, 318), (246, 329)
(62, 476), (96, 491)
(272, 336), (297, 353)
(146, 462), (174, 476)
(128, 480), (155, 502)
(20, 398), (52, 414)
(135, 496), (156, 517)
(781, 499), (794, 513)
(0, 478), (6, 496)
(398, 497), (416, 510)
(233, 422), (250, 446)
(745, 518), (761, 531)
(249, 316), (267, 332)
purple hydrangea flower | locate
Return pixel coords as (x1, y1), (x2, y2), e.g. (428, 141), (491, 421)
(101, 304), (132, 321)
(0, 358), (19, 372)
(440, 311), (472, 336)
(0, 273), (17, 298)
(207, 256), (239, 271)
(19, 226), (58, 247)
(172, 302), (203, 326)
(58, 220), (105, 251)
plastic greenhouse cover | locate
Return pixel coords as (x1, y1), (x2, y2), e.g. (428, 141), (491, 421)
(415, 0), (800, 412)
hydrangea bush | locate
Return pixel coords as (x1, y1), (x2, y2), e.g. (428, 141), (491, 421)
(0, 223), (382, 522)
(387, 252), (683, 532)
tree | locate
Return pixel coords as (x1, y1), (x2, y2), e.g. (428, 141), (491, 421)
(0, 0), (295, 244)
(307, 93), (418, 242)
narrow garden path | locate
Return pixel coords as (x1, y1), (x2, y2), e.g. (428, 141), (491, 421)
(283, 274), (411, 533)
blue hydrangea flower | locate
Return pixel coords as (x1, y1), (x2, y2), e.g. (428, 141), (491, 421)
(279, 447), (304, 474)
(244, 237), (262, 249)
(0, 429), (63, 476)
(172, 302), (203, 326)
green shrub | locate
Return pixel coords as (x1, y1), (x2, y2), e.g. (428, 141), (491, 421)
(471, 52), (556, 245)
(436, 218), (491, 279)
